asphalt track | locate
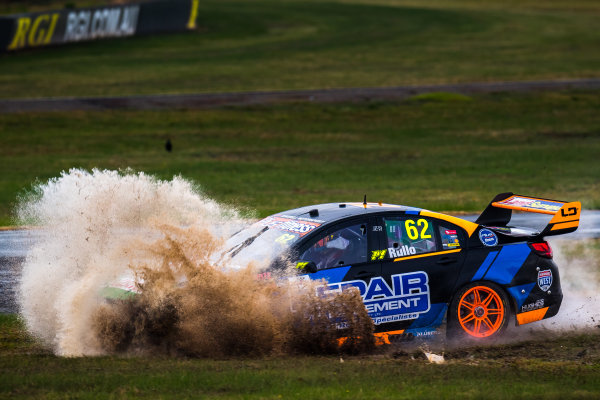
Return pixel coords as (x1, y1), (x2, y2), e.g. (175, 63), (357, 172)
(1, 78), (600, 113)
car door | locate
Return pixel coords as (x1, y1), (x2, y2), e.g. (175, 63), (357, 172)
(296, 216), (381, 301)
(370, 214), (468, 333)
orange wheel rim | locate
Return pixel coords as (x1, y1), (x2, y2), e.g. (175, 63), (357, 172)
(458, 286), (504, 338)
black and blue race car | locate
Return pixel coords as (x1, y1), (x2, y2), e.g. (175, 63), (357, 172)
(227, 193), (581, 343)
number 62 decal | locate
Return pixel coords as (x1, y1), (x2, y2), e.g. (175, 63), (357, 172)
(405, 219), (432, 240)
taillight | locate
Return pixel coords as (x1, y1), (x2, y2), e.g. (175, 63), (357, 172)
(530, 242), (553, 259)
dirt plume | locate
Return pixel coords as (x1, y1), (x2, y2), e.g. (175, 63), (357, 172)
(531, 238), (600, 332)
(16, 169), (373, 357)
(92, 224), (373, 357)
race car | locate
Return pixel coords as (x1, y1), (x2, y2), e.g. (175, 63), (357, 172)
(226, 193), (581, 343)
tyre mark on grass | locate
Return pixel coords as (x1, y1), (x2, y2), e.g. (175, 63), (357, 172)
(1, 79), (600, 113)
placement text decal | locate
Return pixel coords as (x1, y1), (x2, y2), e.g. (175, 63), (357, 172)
(319, 271), (431, 325)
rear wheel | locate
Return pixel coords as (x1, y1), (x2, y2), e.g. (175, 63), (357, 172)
(448, 282), (511, 342)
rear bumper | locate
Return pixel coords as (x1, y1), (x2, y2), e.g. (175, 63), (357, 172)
(516, 287), (562, 325)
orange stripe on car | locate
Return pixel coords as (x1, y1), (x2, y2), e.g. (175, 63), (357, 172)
(551, 221), (580, 231)
(374, 330), (405, 345)
(337, 330), (406, 346)
(516, 307), (549, 325)
(419, 210), (478, 237)
(393, 249), (461, 262)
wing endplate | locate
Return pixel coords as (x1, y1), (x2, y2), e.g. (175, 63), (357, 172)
(541, 201), (581, 236)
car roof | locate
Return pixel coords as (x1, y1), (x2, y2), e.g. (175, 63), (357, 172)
(273, 202), (479, 237)
(273, 202), (420, 223)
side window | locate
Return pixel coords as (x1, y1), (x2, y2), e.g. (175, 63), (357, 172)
(300, 223), (368, 270)
(383, 217), (438, 258)
(439, 225), (462, 250)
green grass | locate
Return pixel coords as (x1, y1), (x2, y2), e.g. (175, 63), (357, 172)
(1, 90), (599, 225)
(2, 314), (600, 399)
(0, 0), (599, 98)
(3, 240), (600, 398)
(2, 1), (599, 397)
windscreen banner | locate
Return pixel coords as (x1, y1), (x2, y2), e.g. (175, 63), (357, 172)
(0, 0), (199, 52)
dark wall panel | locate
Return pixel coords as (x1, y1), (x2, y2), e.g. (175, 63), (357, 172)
(1, 0), (198, 52)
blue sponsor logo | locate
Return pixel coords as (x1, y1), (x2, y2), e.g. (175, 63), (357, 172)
(319, 271), (430, 325)
(537, 269), (552, 292)
(479, 229), (498, 247)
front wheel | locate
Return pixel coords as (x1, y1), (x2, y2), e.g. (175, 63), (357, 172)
(448, 282), (511, 342)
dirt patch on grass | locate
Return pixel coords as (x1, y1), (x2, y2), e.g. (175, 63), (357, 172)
(2, 79), (600, 113)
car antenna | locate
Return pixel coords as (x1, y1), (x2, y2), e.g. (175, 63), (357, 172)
(363, 194), (367, 209)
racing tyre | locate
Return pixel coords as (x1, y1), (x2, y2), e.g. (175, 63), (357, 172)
(448, 282), (511, 342)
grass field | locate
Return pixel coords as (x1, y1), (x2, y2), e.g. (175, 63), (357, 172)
(2, 90), (599, 226)
(2, 0), (600, 225)
(3, 239), (600, 398)
(2, 314), (600, 399)
(0, 0), (599, 98)
(2, 2), (600, 397)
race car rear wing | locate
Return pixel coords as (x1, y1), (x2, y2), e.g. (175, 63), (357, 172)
(475, 193), (581, 237)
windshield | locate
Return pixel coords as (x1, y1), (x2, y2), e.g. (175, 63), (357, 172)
(224, 215), (324, 268)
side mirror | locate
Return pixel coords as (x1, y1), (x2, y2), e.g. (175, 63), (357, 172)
(295, 260), (318, 274)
